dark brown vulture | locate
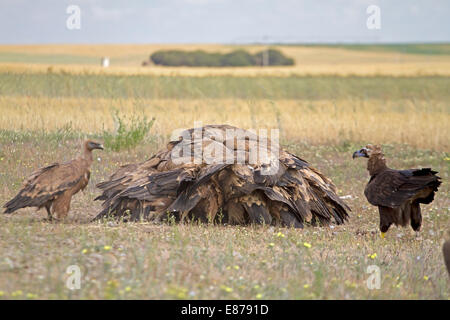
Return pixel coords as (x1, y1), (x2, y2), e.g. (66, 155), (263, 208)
(3, 140), (103, 220)
(444, 230), (450, 277)
(353, 144), (441, 237)
(94, 125), (350, 227)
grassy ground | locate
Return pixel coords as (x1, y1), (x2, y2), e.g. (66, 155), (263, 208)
(0, 139), (448, 299)
(0, 44), (449, 299)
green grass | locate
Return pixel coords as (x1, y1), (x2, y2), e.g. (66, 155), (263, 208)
(290, 43), (450, 56)
(336, 43), (450, 56)
(1, 73), (450, 100)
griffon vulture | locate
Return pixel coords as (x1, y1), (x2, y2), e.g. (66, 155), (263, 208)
(94, 125), (350, 227)
(3, 140), (103, 220)
(353, 144), (441, 237)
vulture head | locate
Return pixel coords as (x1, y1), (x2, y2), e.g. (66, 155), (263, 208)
(352, 144), (386, 177)
(84, 140), (104, 151)
(352, 144), (380, 159)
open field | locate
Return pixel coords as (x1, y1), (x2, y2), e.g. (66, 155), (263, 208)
(0, 44), (449, 299)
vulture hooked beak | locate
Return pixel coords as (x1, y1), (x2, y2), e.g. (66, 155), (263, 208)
(88, 141), (104, 150)
(352, 148), (369, 159)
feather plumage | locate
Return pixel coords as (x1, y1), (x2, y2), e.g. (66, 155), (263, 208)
(94, 125), (350, 227)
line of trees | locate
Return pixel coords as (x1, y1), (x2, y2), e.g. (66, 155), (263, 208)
(146, 49), (294, 67)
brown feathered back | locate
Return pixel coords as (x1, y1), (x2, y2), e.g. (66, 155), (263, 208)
(94, 125), (350, 227)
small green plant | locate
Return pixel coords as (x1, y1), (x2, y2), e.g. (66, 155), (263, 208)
(103, 110), (155, 152)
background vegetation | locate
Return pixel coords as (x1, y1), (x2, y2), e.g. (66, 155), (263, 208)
(149, 48), (294, 67)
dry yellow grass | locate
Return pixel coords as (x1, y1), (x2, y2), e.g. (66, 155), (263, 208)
(0, 96), (448, 151)
(1, 44), (449, 76)
(2, 62), (450, 77)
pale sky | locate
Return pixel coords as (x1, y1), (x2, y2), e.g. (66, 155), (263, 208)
(1, 0), (449, 44)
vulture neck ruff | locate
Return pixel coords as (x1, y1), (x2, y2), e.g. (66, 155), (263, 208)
(82, 144), (94, 165)
(367, 150), (387, 176)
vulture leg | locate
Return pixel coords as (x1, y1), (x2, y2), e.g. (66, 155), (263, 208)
(52, 192), (72, 220)
(378, 206), (394, 236)
(45, 203), (53, 221)
(410, 202), (422, 232)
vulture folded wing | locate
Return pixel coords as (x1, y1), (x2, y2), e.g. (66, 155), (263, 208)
(365, 168), (441, 208)
(168, 164), (228, 214)
(94, 166), (199, 221)
(94, 163), (142, 201)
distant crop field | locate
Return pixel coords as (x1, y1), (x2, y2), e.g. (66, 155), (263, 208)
(0, 73), (448, 150)
(0, 44), (449, 300)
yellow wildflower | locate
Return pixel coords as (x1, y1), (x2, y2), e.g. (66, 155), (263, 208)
(11, 290), (22, 297)
(220, 285), (233, 293)
(368, 253), (377, 259)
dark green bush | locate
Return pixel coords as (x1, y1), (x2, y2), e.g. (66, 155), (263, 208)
(149, 49), (294, 67)
(220, 50), (256, 66)
(253, 49), (295, 66)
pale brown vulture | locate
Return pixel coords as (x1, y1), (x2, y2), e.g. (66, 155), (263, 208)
(353, 144), (441, 237)
(3, 140), (103, 220)
(94, 125), (350, 227)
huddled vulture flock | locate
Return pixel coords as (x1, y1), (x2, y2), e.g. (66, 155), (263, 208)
(93, 125), (349, 227)
(2, 126), (443, 237)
